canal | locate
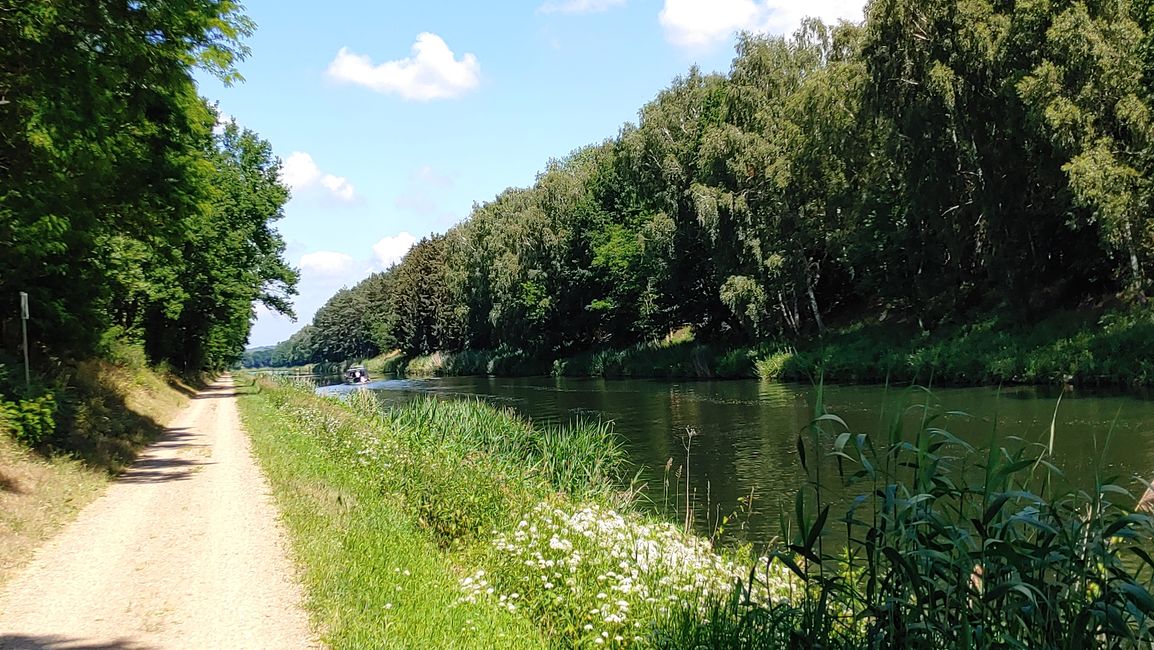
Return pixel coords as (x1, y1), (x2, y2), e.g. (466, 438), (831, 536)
(320, 376), (1154, 543)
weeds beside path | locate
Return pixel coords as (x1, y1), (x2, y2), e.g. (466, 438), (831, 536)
(0, 376), (316, 649)
(0, 359), (193, 585)
(235, 376), (798, 648)
(235, 376), (546, 649)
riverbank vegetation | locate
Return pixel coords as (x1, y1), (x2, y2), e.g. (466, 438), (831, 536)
(250, 0), (1154, 386)
(240, 377), (1154, 647)
(237, 376), (796, 648)
(253, 303), (1154, 388)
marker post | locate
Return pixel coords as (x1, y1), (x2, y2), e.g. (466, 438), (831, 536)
(20, 291), (29, 389)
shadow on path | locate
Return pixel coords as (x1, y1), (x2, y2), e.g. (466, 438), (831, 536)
(164, 379), (200, 400)
(116, 455), (213, 484)
(0, 635), (156, 650)
(115, 426), (213, 485)
(190, 382), (236, 401)
(0, 471), (22, 494)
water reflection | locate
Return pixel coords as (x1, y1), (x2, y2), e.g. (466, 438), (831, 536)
(324, 376), (1154, 545)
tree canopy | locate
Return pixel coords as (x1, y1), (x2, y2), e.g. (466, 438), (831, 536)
(1, 0), (296, 375)
(266, 2), (1154, 367)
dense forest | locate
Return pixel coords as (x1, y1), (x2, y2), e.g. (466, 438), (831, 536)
(254, 0), (1154, 374)
(1, 0), (297, 378)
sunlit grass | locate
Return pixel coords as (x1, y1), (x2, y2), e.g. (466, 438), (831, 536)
(235, 377), (785, 648)
(236, 383), (546, 649)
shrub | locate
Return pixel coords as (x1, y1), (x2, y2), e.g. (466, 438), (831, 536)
(754, 351), (794, 381)
(1, 393), (57, 447)
(715, 348), (755, 379)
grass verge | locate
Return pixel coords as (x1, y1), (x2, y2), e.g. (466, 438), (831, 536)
(338, 306), (1154, 387)
(759, 306), (1154, 386)
(234, 376), (791, 648)
(235, 377), (547, 649)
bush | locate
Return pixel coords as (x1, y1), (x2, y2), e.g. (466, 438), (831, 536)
(715, 348), (755, 378)
(754, 351), (794, 381)
(0, 393), (57, 447)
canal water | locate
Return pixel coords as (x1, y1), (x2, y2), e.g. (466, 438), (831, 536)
(320, 376), (1154, 544)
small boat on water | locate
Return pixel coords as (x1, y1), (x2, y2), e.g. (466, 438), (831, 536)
(344, 365), (369, 384)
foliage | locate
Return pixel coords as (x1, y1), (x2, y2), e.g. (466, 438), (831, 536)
(758, 306), (1154, 386)
(675, 386), (1154, 647)
(0, 394), (56, 447)
(0, 0), (295, 376)
(273, 5), (1154, 383)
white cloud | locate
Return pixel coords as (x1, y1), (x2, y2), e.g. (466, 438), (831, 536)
(281, 152), (321, 189)
(281, 151), (358, 202)
(659, 0), (865, 49)
(212, 109), (235, 135)
(539, 0), (626, 14)
(299, 251), (356, 276)
(327, 33), (481, 101)
(320, 174), (356, 202)
(761, 0), (866, 33)
(373, 232), (417, 268)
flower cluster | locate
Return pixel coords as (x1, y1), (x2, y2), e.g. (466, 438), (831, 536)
(460, 501), (797, 647)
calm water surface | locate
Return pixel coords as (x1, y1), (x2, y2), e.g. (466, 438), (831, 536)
(320, 376), (1154, 544)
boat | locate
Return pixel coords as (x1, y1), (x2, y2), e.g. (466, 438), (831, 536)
(344, 365), (369, 384)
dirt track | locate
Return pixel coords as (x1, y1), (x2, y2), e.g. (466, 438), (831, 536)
(0, 376), (316, 649)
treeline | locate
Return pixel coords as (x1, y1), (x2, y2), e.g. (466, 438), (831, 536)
(272, 1), (1154, 369)
(1, 1), (296, 380)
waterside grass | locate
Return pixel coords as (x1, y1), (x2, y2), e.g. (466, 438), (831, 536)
(235, 376), (790, 648)
(347, 306), (1154, 387)
(667, 385), (1154, 647)
(758, 307), (1154, 387)
(237, 375), (1154, 647)
(235, 381), (545, 648)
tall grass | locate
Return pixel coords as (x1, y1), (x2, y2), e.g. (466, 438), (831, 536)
(755, 307), (1154, 386)
(674, 385), (1154, 647)
(343, 393), (629, 504)
(239, 378), (796, 648)
(236, 381), (545, 649)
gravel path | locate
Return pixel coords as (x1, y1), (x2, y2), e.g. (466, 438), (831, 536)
(0, 376), (316, 649)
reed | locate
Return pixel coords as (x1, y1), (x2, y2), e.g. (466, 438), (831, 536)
(672, 385), (1154, 648)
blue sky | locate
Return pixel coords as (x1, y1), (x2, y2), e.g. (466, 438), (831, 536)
(195, 0), (866, 347)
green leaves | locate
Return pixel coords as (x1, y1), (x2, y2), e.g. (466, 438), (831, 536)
(0, 0), (291, 372)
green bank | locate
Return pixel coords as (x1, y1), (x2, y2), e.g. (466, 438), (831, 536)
(237, 375), (1154, 647)
(320, 305), (1154, 388)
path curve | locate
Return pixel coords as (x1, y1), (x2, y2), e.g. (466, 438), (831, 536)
(0, 376), (316, 649)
